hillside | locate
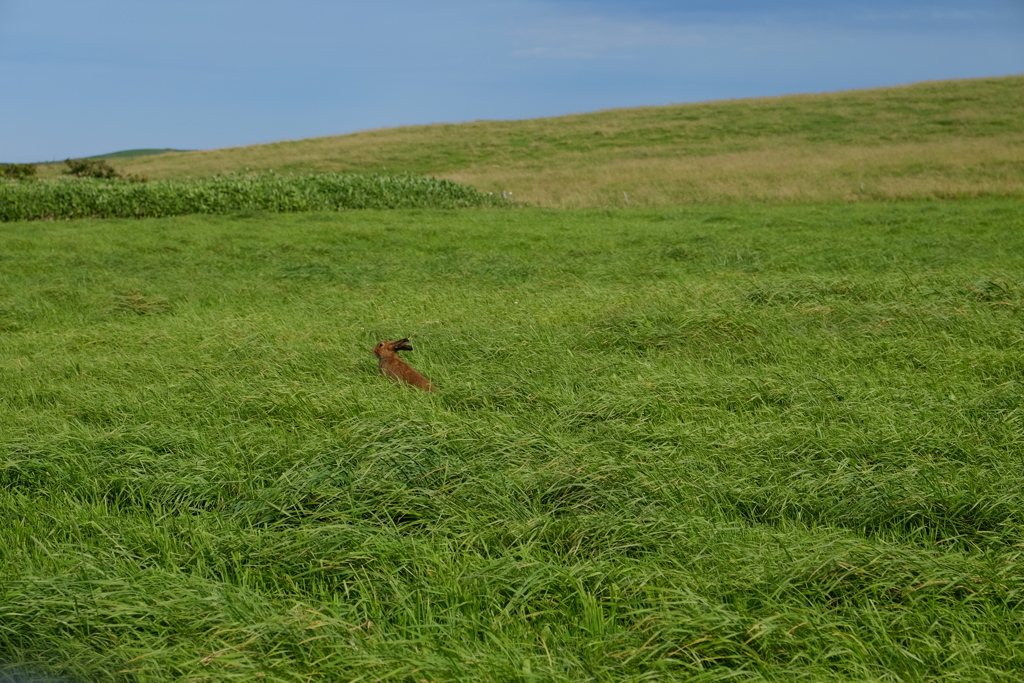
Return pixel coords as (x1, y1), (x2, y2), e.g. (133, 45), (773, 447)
(56, 76), (1024, 206)
(5, 76), (1024, 682)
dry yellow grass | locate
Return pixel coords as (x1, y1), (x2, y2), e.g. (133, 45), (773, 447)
(40, 75), (1024, 206)
(447, 135), (1024, 207)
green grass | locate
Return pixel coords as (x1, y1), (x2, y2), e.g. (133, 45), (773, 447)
(0, 173), (499, 221)
(2, 202), (1023, 680)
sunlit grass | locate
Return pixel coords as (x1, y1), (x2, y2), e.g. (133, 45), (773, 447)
(68, 75), (1024, 207)
(441, 134), (1024, 207)
(2, 202), (1023, 680)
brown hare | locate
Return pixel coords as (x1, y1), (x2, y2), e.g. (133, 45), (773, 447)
(372, 338), (436, 391)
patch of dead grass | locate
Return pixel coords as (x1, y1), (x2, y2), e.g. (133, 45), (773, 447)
(442, 136), (1024, 207)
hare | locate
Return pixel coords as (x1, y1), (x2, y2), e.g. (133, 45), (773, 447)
(372, 338), (436, 392)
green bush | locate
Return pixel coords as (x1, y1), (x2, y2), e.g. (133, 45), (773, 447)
(63, 157), (121, 179)
(1, 163), (38, 181)
(0, 172), (504, 221)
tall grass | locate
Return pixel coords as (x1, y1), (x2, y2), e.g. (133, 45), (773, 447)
(2, 202), (1023, 680)
(0, 172), (498, 222)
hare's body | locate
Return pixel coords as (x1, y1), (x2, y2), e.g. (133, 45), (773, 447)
(372, 339), (436, 392)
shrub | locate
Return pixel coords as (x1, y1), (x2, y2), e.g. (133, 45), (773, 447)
(2, 163), (38, 181)
(63, 158), (121, 179)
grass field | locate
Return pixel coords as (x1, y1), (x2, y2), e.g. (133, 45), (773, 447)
(2, 201), (1023, 680)
(77, 75), (1024, 207)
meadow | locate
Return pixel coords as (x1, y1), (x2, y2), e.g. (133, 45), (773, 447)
(75, 75), (1024, 207)
(2, 201), (1023, 681)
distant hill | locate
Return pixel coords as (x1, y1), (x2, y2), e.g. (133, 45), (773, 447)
(88, 149), (189, 160)
(61, 76), (1024, 205)
(21, 149), (188, 168)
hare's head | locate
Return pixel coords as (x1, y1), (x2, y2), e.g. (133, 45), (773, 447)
(372, 338), (413, 357)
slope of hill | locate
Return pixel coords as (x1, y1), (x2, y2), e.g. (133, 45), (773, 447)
(88, 148), (188, 160)
(113, 76), (1024, 206)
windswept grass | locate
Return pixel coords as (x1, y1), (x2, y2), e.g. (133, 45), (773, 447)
(2, 202), (1023, 680)
(85, 75), (1024, 207)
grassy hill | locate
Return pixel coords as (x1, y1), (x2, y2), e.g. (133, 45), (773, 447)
(102, 75), (1024, 207)
(22, 149), (183, 170)
(4, 76), (1024, 681)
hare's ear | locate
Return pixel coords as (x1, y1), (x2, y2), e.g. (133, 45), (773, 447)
(395, 338), (413, 351)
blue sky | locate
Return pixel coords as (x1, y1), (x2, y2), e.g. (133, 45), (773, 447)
(2, 0), (1022, 162)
